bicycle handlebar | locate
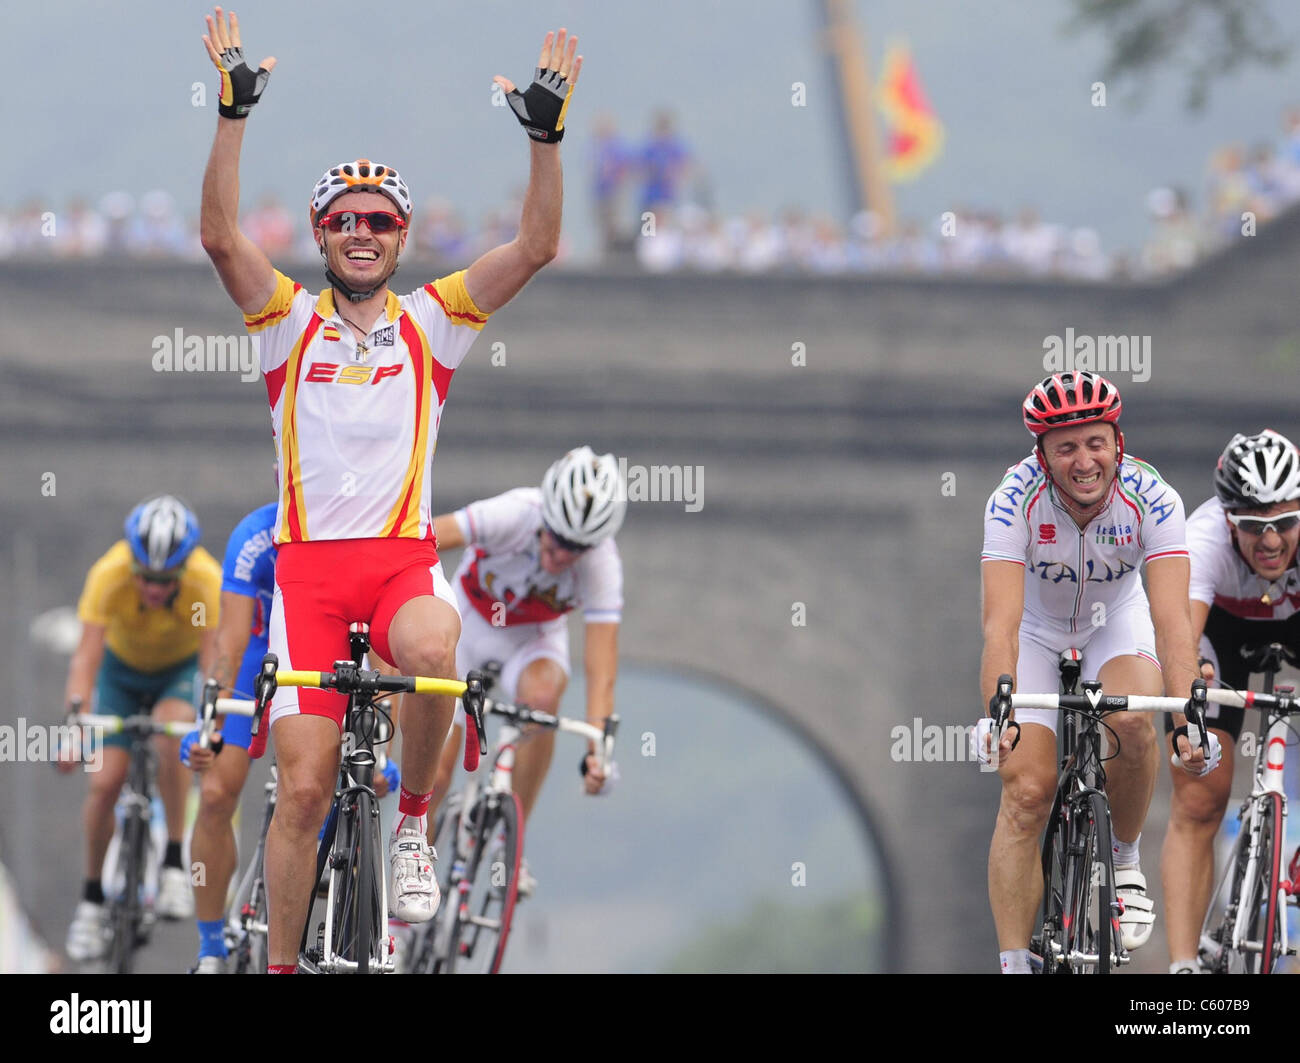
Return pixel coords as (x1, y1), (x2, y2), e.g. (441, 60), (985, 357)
(68, 713), (195, 737)
(480, 694), (620, 776)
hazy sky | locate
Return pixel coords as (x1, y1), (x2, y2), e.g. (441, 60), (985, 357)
(9, 0), (1300, 262)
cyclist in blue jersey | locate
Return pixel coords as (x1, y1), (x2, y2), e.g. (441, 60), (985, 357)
(182, 499), (277, 972)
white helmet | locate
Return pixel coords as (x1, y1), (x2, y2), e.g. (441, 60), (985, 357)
(1214, 429), (1300, 509)
(308, 159), (412, 226)
(540, 447), (627, 548)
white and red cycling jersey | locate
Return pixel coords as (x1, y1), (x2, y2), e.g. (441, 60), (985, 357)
(244, 269), (489, 545)
(451, 487), (622, 628)
(981, 452), (1189, 632)
(1187, 497), (1300, 619)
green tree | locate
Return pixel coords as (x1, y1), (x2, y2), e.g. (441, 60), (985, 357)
(1067, 0), (1291, 109)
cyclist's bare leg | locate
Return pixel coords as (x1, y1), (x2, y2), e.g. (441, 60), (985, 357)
(989, 721), (1058, 949)
(1161, 730), (1234, 964)
(385, 596), (461, 799)
(427, 722), (462, 833)
(1095, 654), (1161, 845)
(154, 695), (198, 844)
(191, 745), (252, 922)
(511, 658), (567, 823)
(265, 714), (339, 967)
(83, 746), (130, 879)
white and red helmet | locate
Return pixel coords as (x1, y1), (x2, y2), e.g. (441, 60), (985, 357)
(309, 159), (412, 226)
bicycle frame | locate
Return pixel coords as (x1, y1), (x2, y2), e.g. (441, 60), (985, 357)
(1199, 644), (1299, 973)
(306, 628), (391, 974)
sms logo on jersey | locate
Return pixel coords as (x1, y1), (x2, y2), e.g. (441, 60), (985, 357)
(1038, 523), (1056, 544)
(304, 362), (404, 385)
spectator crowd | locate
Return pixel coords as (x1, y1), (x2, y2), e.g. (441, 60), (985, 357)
(6, 108), (1300, 283)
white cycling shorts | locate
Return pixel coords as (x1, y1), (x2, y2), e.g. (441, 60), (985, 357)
(1012, 601), (1160, 735)
(450, 596), (570, 730)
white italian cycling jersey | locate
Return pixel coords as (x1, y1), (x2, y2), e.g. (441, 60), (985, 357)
(451, 487), (623, 627)
(244, 270), (489, 544)
(1187, 497), (1300, 620)
(982, 452), (1189, 632)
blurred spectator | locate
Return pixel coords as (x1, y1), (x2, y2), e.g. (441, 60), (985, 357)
(1142, 186), (1201, 276)
(414, 197), (472, 264)
(591, 113), (633, 257)
(638, 111), (692, 216)
(56, 199), (108, 259)
(245, 193), (294, 258)
(129, 190), (188, 257)
(99, 191), (135, 254)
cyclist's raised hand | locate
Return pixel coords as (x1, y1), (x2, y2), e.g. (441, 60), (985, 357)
(202, 7), (276, 119)
(495, 28), (582, 143)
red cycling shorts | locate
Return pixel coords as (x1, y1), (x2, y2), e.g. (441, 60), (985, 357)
(259, 538), (460, 747)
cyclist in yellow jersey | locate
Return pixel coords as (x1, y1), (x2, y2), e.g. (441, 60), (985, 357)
(199, 8), (580, 972)
(60, 496), (221, 962)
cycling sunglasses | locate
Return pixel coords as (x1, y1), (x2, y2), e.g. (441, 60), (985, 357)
(1226, 512), (1300, 536)
(543, 525), (591, 554)
(317, 210), (406, 234)
(130, 561), (183, 585)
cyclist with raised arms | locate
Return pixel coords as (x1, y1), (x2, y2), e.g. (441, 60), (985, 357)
(199, 8), (579, 972)
(427, 448), (626, 885)
(977, 371), (1212, 974)
(60, 496), (221, 961)
(1161, 429), (1300, 974)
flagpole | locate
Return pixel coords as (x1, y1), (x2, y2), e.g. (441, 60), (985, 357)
(821, 0), (896, 237)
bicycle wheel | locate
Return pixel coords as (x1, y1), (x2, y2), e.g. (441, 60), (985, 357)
(1072, 791), (1116, 975)
(108, 812), (147, 975)
(233, 865), (270, 975)
(447, 792), (523, 975)
(1244, 792), (1285, 974)
(1200, 809), (1254, 973)
(412, 794), (462, 975)
(1032, 788), (1070, 975)
(332, 790), (380, 973)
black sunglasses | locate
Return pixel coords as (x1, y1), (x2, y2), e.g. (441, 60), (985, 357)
(542, 526), (591, 554)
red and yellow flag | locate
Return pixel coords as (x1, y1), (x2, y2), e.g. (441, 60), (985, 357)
(876, 41), (944, 182)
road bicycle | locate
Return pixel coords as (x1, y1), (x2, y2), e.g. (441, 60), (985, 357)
(66, 695), (249, 973)
(409, 664), (619, 974)
(1197, 641), (1300, 974)
(989, 651), (1211, 973)
(251, 625), (478, 973)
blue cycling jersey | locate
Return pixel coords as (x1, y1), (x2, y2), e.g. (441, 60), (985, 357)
(219, 503), (277, 747)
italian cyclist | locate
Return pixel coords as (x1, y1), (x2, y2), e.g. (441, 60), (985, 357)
(976, 372), (1213, 974)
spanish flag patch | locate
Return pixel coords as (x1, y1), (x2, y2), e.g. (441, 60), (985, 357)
(323, 324), (341, 342)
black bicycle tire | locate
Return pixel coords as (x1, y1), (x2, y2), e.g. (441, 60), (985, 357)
(353, 789), (377, 974)
(449, 792), (523, 975)
(110, 812), (146, 975)
(1033, 787), (1069, 975)
(1081, 791), (1115, 975)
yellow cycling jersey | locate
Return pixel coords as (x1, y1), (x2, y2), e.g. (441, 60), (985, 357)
(76, 540), (222, 672)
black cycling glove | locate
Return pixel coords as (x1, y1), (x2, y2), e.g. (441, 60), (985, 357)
(212, 46), (273, 119)
(503, 67), (573, 143)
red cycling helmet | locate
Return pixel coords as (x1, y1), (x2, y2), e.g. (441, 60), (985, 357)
(1023, 371), (1124, 464)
